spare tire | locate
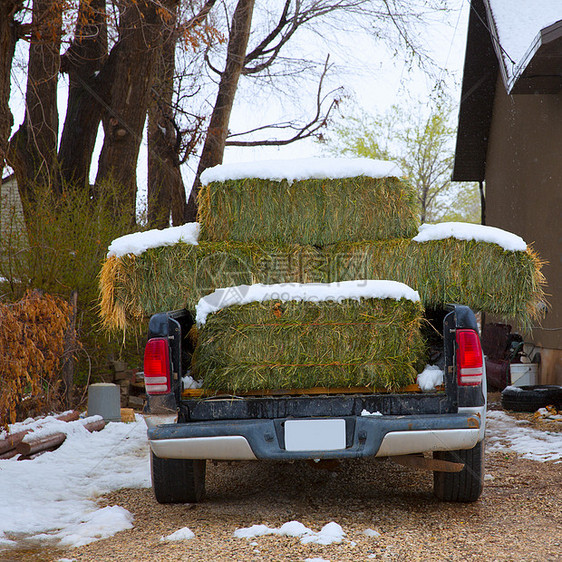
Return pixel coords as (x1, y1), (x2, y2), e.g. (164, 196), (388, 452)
(501, 385), (562, 412)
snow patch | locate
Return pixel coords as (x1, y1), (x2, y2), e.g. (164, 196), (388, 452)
(234, 520), (345, 545)
(195, 280), (420, 326)
(107, 222), (199, 258)
(417, 365), (444, 391)
(486, 410), (562, 462)
(200, 157), (402, 185)
(182, 375), (203, 390)
(301, 522), (345, 545)
(19, 415), (103, 443)
(413, 222), (527, 252)
(161, 527), (196, 541)
(361, 409), (383, 417)
(363, 528), (382, 538)
(0, 416), (150, 549)
(43, 506), (134, 548)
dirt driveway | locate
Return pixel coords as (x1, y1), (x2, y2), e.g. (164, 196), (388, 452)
(6, 401), (562, 562)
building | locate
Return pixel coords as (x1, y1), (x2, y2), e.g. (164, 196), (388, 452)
(0, 173), (26, 246)
(453, 0), (562, 384)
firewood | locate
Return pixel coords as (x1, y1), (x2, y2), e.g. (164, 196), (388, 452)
(0, 411), (79, 454)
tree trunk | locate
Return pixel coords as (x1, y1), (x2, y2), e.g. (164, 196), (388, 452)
(0, 1), (21, 177)
(58, 0), (107, 189)
(94, 0), (163, 221)
(147, 0), (186, 228)
(8, 0), (61, 210)
(185, 0), (255, 222)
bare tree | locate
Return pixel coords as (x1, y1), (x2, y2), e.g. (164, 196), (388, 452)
(148, 0), (216, 227)
(58, 0), (107, 189)
(185, 0), (448, 222)
(8, 0), (61, 210)
(185, 0), (255, 221)
(0, 0), (22, 178)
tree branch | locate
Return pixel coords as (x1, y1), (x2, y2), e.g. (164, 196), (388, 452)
(226, 56), (342, 147)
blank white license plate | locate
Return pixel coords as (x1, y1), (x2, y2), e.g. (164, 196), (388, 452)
(284, 419), (346, 452)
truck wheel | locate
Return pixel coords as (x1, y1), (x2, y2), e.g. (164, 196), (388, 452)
(150, 451), (206, 504)
(433, 440), (484, 502)
(501, 385), (562, 412)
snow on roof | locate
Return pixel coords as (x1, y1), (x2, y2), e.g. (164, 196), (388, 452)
(489, 0), (562, 83)
(107, 222), (199, 258)
(199, 157), (402, 185)
(195, 280), (420, 326)
(412, 222), (527, 252)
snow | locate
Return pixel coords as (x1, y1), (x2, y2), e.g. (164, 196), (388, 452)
(417, 365), (444, 392)
(107, 222), (199, 258)
(18, 415), (103, 443)
(199, 157), (402, 185)
(161, 527), (196, 541)
(361, 409), (383, 417)
(182, 374), (203, 390)
(489, 1), (562, 84)
(234, 521), (345, 546)
(37, 506), (134, 548)
(486, 410), (562, 463)
(412, 222), (527, 252)
(0, 415), (150, 549)
(195, 280), (420, 326)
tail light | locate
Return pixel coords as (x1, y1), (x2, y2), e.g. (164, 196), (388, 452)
(144, 338), (171, 394)
(456, 329), (483, 386)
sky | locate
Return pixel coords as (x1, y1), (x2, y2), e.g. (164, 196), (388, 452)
(6, 0), (472, 198)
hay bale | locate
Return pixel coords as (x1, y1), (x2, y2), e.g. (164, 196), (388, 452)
(324, 239), (546, 331)
(99, 239), (545, 332)
(99, 241), (325, 331)
(198, 175), (419, 246)
(192, 282), (425, 392)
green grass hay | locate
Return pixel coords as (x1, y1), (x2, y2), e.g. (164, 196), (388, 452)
(192, 297), (426, 392)
(100, 239), (545, 332)
(198, 176), (419, 246)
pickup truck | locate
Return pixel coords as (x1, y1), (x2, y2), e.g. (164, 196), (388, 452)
(142, 302), (486, 504)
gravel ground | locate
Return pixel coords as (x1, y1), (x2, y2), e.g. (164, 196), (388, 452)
(4, 397), (561, 562)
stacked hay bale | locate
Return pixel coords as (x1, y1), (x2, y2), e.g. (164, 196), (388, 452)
(192, 281), (425, 393)
(99, 158), (546, 391)
(100, 238), (545, 333)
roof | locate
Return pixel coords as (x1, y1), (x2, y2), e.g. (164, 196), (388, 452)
(453, 0), (562, 181)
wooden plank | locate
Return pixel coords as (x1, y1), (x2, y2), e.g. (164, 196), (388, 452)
(182, 384), (444, 399)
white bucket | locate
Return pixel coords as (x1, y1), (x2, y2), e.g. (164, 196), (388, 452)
(509, 363), (538, 387)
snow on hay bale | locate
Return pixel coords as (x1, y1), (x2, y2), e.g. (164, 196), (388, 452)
(328, 237), (545, 332)
(99, 231), (545, 331)
(191, 281), (426, 392)
(197, 158), (419, 246)
(99, 241), (322, 330)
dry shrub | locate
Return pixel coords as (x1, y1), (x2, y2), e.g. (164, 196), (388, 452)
(0, 291), (72, 426)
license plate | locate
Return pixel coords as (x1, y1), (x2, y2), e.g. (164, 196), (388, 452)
(284, 419), (346, 452)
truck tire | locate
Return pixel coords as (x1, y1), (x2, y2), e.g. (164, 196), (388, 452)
(501, 385), (562, 412)
(433, 440), (484, 502)
(151, 452), (206, 504)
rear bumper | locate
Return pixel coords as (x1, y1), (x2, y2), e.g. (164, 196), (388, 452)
(147, 408), (485, 461)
